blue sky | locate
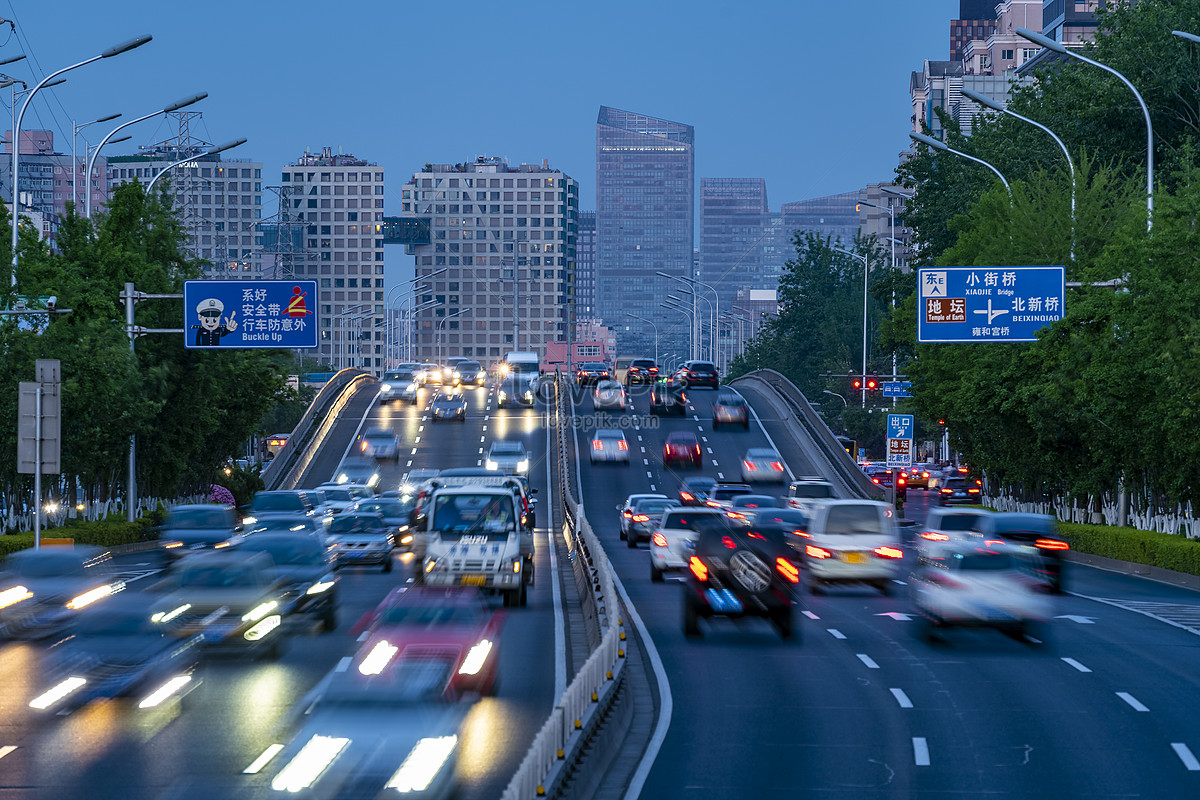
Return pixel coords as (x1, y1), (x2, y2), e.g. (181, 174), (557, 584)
(4, 0), (955, 212)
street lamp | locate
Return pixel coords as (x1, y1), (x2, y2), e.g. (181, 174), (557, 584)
(1019, 27), (1153, 231)
(658, 271), (719, 364)
(832, 246), (870, 408)
(72, 112), (121, 211)
(671, 287), (716, 364)
(961, 86), (1076, 259)
(406, 299), (440, 363)
(627, 313), (659, 365)
(822, 389), (848, 408)
(11, 34), (152, 284)
(437, 307), (471, 364)
(147, 138), (246, 195)
(86, 91), (208, 220)
(910, 132), (1011, 197)
(387, 268), (447, 365)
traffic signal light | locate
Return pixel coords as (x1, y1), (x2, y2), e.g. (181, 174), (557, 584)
(866, 376), (878, 393)
(851, 377), (864, 393)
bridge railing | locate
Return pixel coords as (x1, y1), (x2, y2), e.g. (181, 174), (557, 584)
(501, 373), (624, 800)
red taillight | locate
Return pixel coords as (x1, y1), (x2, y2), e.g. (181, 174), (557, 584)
(705, 500), (721, 508)
(874, 546), (904, 559)
(632, 514), (649, 523)
(898, 477), (906, 486)
(623, 509), (632, 518)
(940, 487), (952, 494)
(618, 441), (628, 450)
(958, 467), (969, 474)
(793, 529), (810, 539)
(743, 460), (757, 471)
(721, 536), (737, 549)
(776, 557), (800, 583)
(688, 371), (697, 377)
(689, 556), (708, 581)
(694, 445), (701, 455)
(681, 492), (694, 501)
(652, 532), (668, 548)
(806, 544), (831, 559)
(593, 440), (603, 450)
(921, 532), (950, 541)
(770, 461), (784, 472)
(726, 512), (746, 521)
(968, 488), (980, 493)
(1035, 538), (1070, 551)
(649, 368), (658, 374)
(984, 539), (1004, 546)
(873, 478), (881, 484)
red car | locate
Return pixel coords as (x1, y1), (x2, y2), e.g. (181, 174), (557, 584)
(351, 587), (505, 695)
(663, 432), (703, 469)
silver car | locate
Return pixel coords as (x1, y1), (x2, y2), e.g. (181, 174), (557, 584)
(378, 369), (419, 405)
(486, 441), (530, 473)
(358, 428), (400, 460)
(431, 392), (468, 422)
(590, 429), (629, 464)
(741, 448), (787, 484)
(593, 380), (628, 412)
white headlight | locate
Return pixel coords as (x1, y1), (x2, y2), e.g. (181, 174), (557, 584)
(381, 383), (393, 391)
(516, 460), (529, 472)
(386, 735), (458, 792)
(485, 460), (498, 471)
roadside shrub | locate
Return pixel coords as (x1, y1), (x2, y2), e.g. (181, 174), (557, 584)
(1059, 522), (1200, 577)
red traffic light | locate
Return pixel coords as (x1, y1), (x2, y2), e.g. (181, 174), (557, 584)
(852, 377), (864, 391)
(866, 377), (878, 391)
(938, 419), (945, 426)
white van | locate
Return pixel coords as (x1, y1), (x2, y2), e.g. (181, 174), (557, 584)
(799, 499), (902, 595)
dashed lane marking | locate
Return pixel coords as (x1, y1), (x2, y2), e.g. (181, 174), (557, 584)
(802, 611), (820, 620)
(1117, 692), (1149, 712)
(1061, 657), (1092, 673)
(335, 657), (352, 673)
(857, 654), (880, 669)
(891, 689), (914, 708)
(1076, 595), (1200, 637)
(827, 629), (846, 639)
(711, 459), (719, 466)
(0, 746), (16, 761)
(410, 448), (417, 455)
(1171, 743), (1200, 771)
(913, 737), (930, 766)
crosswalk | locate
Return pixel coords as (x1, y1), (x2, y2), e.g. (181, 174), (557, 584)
(1081, 595), (1200, 636)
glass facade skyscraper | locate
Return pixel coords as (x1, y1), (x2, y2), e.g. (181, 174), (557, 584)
(595, 106), (694, 358)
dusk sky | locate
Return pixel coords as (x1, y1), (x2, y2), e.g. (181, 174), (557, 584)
(5, 0), (956, 213)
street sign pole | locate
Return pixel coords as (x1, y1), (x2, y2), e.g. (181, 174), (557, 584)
(18, 359), (61, 549)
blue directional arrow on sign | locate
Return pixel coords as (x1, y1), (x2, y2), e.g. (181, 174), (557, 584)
(886, 414), (913, 440)
(917, 267), (1065, 343)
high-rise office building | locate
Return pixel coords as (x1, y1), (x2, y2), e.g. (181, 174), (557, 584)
(596, 105), (694, 358)
(398, 156), (578, 366)
(951, 0), (997, 63)
(281, 147), (386, 372)
(576, 211), (596, 319)
(0, 130), (106, 251)
(699, 178), (768, 309)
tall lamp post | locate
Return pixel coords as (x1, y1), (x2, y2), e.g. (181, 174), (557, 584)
(659, 303), (691, 361)
(72, 112), (121, 211)
(86, 91), (207, 220)
(910, 132), (1011, 197)
(437, 307), (471, 364)
(387, 268), (446, 365)
(1020, 27), (1152, 231)
(832, 246), (870, 408)
(12, 34), (152, 283)
(146, 138), (246, 195)
(626, 313), (659, 365)
(657, 271), (719, 364)
(405, 299), (440, 363)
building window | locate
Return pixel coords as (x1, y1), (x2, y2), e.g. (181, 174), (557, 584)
(1001, 49), (1013, 60)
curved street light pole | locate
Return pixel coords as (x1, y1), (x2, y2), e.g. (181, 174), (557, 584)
(822, 389), (848, 408)
(437, 307), (471, 364)
(833, 246), (870, 408)
(910, 132), (1011, 197)
(72, 112), (120, 212)
(147, 138), (246, 195)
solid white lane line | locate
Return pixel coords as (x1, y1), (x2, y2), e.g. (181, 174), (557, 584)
(243, 744), (284, 774)
(802, 610), (820, 620)
(857, 653), (880, 669)
(335, 656), (352, 673)
(1061, 657), (1092, 673)
(891, 689), (914, 708)
(0, 746), (15, 761)
(913, 737), (930, 766)
(1117, 692), (1149, 712)
(1171, 743), (1200, 771)
(827, 629), (846, 639)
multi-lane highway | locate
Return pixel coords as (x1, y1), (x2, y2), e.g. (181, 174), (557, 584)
(572, 381), (1200, 799)
(0, 381), (562, 800)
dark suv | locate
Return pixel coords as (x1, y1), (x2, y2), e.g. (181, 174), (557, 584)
(625, 359), (659, 386)
(682, 516), (800, 639)
(679, 360), (719, 389)
(650, 378), (688, 416)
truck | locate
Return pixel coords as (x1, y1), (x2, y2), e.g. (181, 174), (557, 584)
(497, 351), (540, 407)
(417, 481), (530, 607)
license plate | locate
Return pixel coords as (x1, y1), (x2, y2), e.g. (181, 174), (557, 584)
(460, 574), (487, 586)
(843, 552), (866, 564)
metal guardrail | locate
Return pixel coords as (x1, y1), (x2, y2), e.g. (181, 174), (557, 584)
(734, 369), (885, 501)
(501, 374), (625, 800)
(261, 368), (373, 490)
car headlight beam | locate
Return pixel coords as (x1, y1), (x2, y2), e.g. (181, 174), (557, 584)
(271, 735), (351, 792)
(29, 676), (87, 710)
(0, 586), (33, 609)
(242, 600), (279, 623)
(386, 735), (458, 792)
(67, 583), (118, 610)
(359, 639), (398, 676)
(458, 639), (493, 676)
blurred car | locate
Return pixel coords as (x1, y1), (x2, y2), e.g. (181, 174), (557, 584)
(27, 593), (203, 713)
(399, 469), (441, 493)
(649, 507), (726, 582)
(919, 507), (993, 544)
(590, 428), (630, 464)
(242, 490), (322, 526)
(976, 512), (1069, 594)
(682, 515), (800, 639)
(351, 586), (505, 696)
(0, 546), (121, 640)
(266, 650), (467, 799)
(626, 497), (678, 548)
(593, 379), (628, 412)
(678, 476), (717, 507)
(650, 379), (688, 416)
(867, 467), (908, 501)
(314, 483), (375, 516)
(785, 477), (836, 514)
(938, 475), (981, 505)
(724, 494), (782, 523)
(619, 493), (668, 540)
(485, 441), (530, 473)
(910, 540), (1052, 642)
(800, 500), (903, 595)
(326, 513), (395, 573)
(663, 432), (703, 469)
(748, 507), (812, 554)
(416, 363), (445, 386)
(431, 391), (468, 422)
(678, 360), (719, 389)
(453, 360), (486, 387)
(359, 428), (400, 461)
(336, 457), (381, 489)
(379, 368), (420, 405)
(575, 362), (611, 386)
(238, 517), (326, 542)
(158, 504), (241, 567)
(350, 496), (418, 552)
(622, 358), (659, 386)
(906, 464), (936, 490)
(232, 533), (338, 632)
(711, 392), (749, 429)
(151, 550), (290, 658)
(707, 483), (753, 509)
(741, 448), (787, 484)
(496, 375), (535, 408)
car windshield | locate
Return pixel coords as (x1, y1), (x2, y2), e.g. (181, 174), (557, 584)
(635, 500), (673, 515)
(322, 657), (453, 707)
(383, 370), (414, 381)
(434, 394), (461, 404)
(662, 512), (725, 532)
(747, 449), (777, 459)
(632, 360), (656, 368)
(944, 477), (967, 489)
(364, 433), (393, 443)
(684, 478), (716, 491)
(691, 362), (715, 371)
(329, 516), (383, 535)
(78, 609), (158, 637)
(250, 494), (303, 511)
(322, 489), (353, 502)
(347, 486), (374, 499)
(716, 396), (745, 406)
(356, 499), (413, 517)
(242, 538), (324, 566)
(166, 508), (232, 529)
(824, 505), (884, 535)
(8, 553), (91, 578)
(381, 602), (486, 626)
(459, 361), (481, 371)
(792, 484), (834, 499)
(938, 514), (988, 532)
(990, 517), (1054, 536)
(178, 563), (263, 588)
(712, 487), (751, 500)
(667, 434), (695, 444)
(432, 493), (516, 536)
(951, 551), (1016, 571)
(491, 443), (524, 456)
(596, 430), (623, 440)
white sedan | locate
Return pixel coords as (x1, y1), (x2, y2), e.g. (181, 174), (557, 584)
(590, 429), (630, 464)
(593, 380), (628, 412)
(740, 448), (787, 484)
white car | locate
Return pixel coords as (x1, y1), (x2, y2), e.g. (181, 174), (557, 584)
(590, 429), (629, 463)
(485, 441), (530, 473)
(801, 500), (903, 595)
(740, 448), (787, 484)
(619, 493), (668, 540)
(593, 380), (628, 412)
(910, 540), (1052, 641)
(919, 507), (993, 543)
(378, 368), (420, 405)
(649, 507), (725, 583)
(315, 483), (375, 516)
(785, 477), (836, 514)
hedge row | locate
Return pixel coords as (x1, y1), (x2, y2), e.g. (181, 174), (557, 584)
(0, 515), (158, 558)
(1058, 521), (1200, 578)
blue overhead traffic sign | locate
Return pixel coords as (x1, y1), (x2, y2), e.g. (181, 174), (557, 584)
(886, 414), (913, 441)
(184, 280), (318, 349)
(881, 381), (912, 398)
(917, 267), (1065, 343)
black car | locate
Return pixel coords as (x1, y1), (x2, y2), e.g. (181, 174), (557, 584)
(233, 533), (338, 631)
(576, 362), (611, 386)
(682, 516), (800, 640)
(708, 482), (754, 508)
(159, 504), (241, 568)
(650, 378), (688, 416)
(937, 476), (979, 506)
(625, 358), (659, 386)
(454, 360), (486, 387)
(680, 360), (720, 389)
(746, 507), (811, 554)
(678, 476), (717, 507)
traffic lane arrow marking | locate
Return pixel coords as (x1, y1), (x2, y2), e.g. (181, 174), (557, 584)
(876, 612), (913, 621)
(1054, 615), (1097, 624)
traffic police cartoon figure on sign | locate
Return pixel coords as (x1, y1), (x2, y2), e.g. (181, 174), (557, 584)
(191, 297), (238, 346)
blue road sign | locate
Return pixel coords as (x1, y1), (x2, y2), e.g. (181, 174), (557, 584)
(184, 280), (318, 349)
(881, 381), (912, 398)
(917, 267), (1064, 343)
(886, 414), (914, 441)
